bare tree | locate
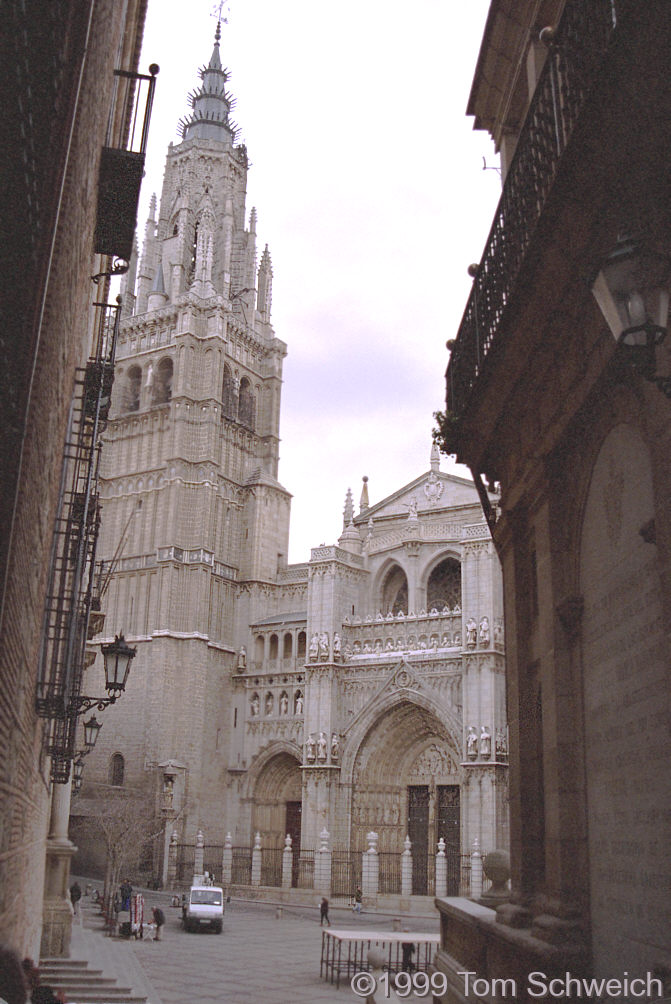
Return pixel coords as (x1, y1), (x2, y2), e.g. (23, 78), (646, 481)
(79, 791), (183, 919)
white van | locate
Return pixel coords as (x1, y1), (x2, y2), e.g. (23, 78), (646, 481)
(183, 885), (225, 933)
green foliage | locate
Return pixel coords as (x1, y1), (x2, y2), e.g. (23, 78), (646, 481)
(432, 409), (461, 457)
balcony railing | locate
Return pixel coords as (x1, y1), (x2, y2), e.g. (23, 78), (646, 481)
(94, 65), (158, 261)
(446, 0), (619, 421)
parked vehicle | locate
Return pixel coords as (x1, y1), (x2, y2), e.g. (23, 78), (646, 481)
(182, 885), (224, 933)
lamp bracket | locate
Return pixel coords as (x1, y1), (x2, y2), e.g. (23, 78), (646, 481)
(70, 694), (119, 715)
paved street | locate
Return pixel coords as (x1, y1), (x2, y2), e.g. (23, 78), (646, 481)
(124, 896), (440, 1003)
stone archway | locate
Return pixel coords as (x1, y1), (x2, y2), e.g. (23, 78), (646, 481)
(350, 700), (461, 892)
(250, 751), (302, 850)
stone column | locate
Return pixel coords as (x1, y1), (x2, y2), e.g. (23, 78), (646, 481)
(401, 835), (413, 897)
(251, 831), (262, 887)
(315, 828), (331, 895)
(167, 829), (178, 889)
(362, 830), (379, 899)
(41, 778), (77, 957)
(222, 832), (233, 886)
(281, 834), (293, 890)
(194, 829), (204, 880)
(435, 837), (447, 898)
(471, 838), (482, 900)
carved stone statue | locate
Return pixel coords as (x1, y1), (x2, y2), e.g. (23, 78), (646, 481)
(309, 633), (319, 661)
(318, 631), (329, 661)
(250, 693), (259, 717)
(294, 691), (303, 715)
(331, 733), (340, 760)
(279, 692), (289, 715)
(480, 725), (491, 759)
(466, 617), (477, 647)
(305, 734), (316, 761)
(333, 631), (341, 661)
(317, 731), (327, 760)
(265, 692), (274, 716)
(237, 646), (246, 670)
(479, 616), (490, 646)
(467, 725), (478, 759)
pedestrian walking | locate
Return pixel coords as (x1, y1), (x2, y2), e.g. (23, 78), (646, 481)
(152, 906), (165, 941)
(69, 881), (81, 917)
(319, 896), (330, 926)
(351, 886), (362, 913)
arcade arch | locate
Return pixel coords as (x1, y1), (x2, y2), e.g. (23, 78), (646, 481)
(250, 750), (303, 850)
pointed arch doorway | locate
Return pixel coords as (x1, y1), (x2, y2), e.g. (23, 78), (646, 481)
(350, 699), (461, 894)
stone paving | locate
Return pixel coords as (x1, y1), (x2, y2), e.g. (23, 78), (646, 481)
(105, 895), (440, 1004)
(127, 903), (439, 1003)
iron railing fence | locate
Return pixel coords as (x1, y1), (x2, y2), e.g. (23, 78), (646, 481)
(260, 847), (284, 887)
(331, 850), (362, 902)
(446, 0), (620, 420)
(378, 852), (402, 895)
(296, 849), (315, 889)
(231, 846), (252, 885)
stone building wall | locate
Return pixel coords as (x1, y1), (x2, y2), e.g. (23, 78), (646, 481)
(0, 0), (147, 959)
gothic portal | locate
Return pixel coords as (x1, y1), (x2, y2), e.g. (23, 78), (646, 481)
(74, 23), (508, 892)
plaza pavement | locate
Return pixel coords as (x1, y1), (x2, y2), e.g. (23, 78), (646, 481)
(76, 887), (440, 1004)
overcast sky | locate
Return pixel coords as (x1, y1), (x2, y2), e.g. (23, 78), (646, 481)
(138, 1), (501, 562)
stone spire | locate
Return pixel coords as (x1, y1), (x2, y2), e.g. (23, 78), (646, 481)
(257, 244), (273, 322)
(179, 21), (237, 144)
(136, 194), (158, 314)
(430, 440), (440, 472)
(342, 488), (354, 529)
(359, 476), (369, 514)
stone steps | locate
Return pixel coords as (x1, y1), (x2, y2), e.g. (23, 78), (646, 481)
(39, 957), (146, 1004)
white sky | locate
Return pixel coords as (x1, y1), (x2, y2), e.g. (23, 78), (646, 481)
(138, 0), (501, 563)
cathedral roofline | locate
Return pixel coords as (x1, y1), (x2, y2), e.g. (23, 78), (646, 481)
(352, 469), (486, 524)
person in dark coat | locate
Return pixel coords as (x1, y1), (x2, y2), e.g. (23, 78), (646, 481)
(319, 896), (330, 926)
(120, 878), (132, 911)
(69, 881), (81, 916)
(152, 906), (165, 941)
(0, 945), (27, 1004)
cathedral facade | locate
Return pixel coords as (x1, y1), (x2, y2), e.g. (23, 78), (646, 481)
(74, 27), (508, 894)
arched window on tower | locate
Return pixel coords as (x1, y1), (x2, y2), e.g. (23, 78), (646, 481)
(297, 632), (306, 659)
(189, 220), (199, 281)
(222, 365), (236, 420)
(283, 633), (293, 660)
(109, 753), (125, 787)
(238, 377), (255, 430)
(126, 366), (142, 412)
(381, 565), (408, 615)
(269, 634), (279, 662)
(427, 557), (461, 610)
(153, 357), (173, 404)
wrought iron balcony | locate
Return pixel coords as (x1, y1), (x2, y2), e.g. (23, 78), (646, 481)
(445, 0), (621, 426)
(94, 65), (158, 261)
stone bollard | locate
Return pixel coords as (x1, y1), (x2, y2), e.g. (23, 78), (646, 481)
(362, 830), (379, 899)
(315, 828), (332, 895)
(222, 832), (232, 886)
(471, 837), (482, 900)
(401, 835), (412, 897)
(435, 837), (447, 898)
(167, 829), (178, 889)
(251, 831), (262, 887)
(194, 828), (204, 880)
(281, 834), (293, 889)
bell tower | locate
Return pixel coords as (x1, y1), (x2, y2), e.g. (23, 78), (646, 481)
(91, 20), (291, 852)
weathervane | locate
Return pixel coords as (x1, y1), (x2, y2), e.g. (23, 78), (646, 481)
(211, 1), (230, 30)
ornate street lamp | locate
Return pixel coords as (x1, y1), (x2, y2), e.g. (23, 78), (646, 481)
(101, 633), (137, 694)
(83, 714), (103, 749)
(73, 758), (85, 783)
(71, 634), (138, 715)
(591, 237), (671, 395)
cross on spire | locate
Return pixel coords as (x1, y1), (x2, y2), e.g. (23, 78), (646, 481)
(211, 1), (229, 40)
